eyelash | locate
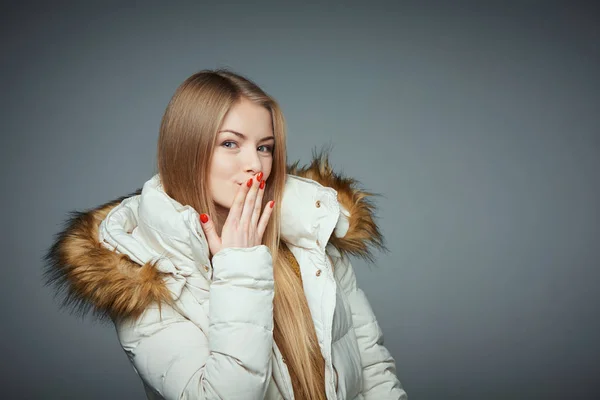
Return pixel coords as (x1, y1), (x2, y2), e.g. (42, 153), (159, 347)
(221, 141), (274, 153)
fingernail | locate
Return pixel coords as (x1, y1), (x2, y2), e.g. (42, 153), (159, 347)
(259, 180), (265, 189)
(247, 178), (253, 187)
(270, 200), (275, 208)
(200, 213), (209, 223)
(257, 172), (263, 181)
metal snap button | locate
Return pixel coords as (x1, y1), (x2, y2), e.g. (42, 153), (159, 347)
(316, 269), (322, 277)
(315, 200), (321, 208)
(203, 265), (210, 272)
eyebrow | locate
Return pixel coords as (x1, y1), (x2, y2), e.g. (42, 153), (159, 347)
(218, 130), (275, 143)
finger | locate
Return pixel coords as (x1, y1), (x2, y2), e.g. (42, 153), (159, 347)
(256, 200), (275, 241)
(227, 178), (252, 225)
(199, 213), (221, 256)
(240, 175), (260, 229)
(250, 179), (266, 229)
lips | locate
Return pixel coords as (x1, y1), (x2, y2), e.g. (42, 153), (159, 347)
(236, 178), (252, 185)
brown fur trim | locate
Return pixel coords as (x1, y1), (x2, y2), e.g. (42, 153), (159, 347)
(287, 148), (387, 262)
(43, 189), (174, 322)
(44, 151), (386, 320)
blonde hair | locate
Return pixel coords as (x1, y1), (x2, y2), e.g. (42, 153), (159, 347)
(157, 69), (326, 399)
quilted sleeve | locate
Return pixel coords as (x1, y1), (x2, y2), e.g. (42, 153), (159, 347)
(115, 245), (274, 400)
(330, 249), (408, 399)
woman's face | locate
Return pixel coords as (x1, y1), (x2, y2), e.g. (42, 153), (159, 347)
(208, 97), (275, 210)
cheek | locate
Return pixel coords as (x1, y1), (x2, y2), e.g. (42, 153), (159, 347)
(262, 158), (274, 181)
(208, 154), (238, 203)
(210, 154), (236, 180)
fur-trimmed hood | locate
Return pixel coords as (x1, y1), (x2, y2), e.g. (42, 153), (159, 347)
(44, 153), (385, 322)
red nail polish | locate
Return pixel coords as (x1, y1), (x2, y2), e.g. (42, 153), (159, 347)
(200, 213), (209, 223)
(257, 172), (263, 181)
(247, 178), (253, 187)
(269, 200), (275, 208)
(259, 180), (265, 189)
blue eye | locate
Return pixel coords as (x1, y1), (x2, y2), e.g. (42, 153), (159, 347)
(221, 141), (273, 154)
(222, 141), (238, 149)
(258, 145), (274, 153)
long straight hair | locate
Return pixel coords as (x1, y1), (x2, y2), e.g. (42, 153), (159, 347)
(157, 69), (326, 399)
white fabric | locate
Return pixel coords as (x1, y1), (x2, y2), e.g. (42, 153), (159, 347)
(99, 174), (407, 400)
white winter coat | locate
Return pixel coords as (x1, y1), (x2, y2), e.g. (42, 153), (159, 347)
(45, 157), (407, 400)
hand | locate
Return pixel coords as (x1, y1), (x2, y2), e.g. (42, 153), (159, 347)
(199, 173), (274, 257)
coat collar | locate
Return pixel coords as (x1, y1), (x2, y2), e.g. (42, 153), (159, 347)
(44, 151), (386, 321)
(280, 175), (349, 251)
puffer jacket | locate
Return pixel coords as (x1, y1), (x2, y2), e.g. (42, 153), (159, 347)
(45, 154), (408, 400)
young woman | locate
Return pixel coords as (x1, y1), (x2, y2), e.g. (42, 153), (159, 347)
(45, 69), (407, 399)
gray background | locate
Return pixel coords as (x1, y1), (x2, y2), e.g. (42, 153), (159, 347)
(2, 1), (599, 399)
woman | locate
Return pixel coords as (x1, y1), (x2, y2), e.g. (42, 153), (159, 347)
(45, 69), (407, 399)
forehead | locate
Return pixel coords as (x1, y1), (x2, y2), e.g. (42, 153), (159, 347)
(219, 98), (273, 137)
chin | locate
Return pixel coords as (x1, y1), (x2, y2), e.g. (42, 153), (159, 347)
(209, 182), (238, 210)
(212, 194), (235, 210)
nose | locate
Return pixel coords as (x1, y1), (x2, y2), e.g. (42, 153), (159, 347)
(242, 146), (263, 176)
